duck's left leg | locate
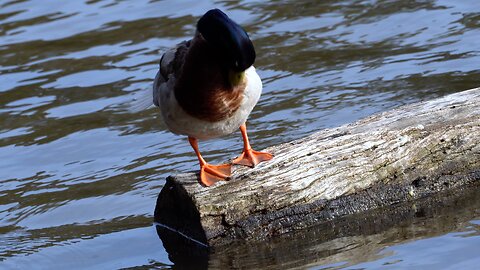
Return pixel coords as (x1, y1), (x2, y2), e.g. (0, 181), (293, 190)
(188, 137), (232, 187)
(233, 123), (273, 168)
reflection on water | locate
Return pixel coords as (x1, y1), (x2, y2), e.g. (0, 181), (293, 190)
(0, 0), (479, 268)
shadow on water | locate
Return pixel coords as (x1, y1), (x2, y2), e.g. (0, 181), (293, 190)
(156, 184), (480, 269)
(157, 225), (210, 270)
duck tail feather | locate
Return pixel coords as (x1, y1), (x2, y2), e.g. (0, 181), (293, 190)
(127, 86), (154, 113)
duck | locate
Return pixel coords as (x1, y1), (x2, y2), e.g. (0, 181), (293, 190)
(132, 9), (272, 186)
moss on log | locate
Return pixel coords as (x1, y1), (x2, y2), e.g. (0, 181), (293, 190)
(154, 87), (480, 246)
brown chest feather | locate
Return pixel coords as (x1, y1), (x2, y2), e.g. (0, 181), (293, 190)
(173, 38), (245, 122)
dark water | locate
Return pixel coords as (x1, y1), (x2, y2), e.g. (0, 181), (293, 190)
(0, 0), (479, 269)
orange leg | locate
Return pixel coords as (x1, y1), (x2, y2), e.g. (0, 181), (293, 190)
(188, 137), (231, 187)
(233, 123), (273, 168)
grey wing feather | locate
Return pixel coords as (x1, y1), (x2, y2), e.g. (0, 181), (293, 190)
(152, 69), (164, 107)
(128, 41), (189, 113)
(153, 40), (190, 107)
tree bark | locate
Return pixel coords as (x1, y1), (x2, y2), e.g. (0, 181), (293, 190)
(154, 87), (480, 246)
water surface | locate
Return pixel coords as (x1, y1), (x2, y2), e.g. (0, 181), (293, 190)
(1, 0), (479, 269)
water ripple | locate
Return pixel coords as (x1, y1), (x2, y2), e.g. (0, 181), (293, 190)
(1, 0), (480, 268)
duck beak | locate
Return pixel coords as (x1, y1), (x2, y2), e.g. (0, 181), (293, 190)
(197, 9), (256, 72)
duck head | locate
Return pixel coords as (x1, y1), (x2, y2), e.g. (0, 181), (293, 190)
(197, 9), (256, 72)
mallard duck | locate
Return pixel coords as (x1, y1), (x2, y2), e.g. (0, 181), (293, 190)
(133, 9), (272, 186)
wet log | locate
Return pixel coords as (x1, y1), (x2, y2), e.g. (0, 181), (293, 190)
(157, 184), (480, 269)
(154, 87), (480, 246)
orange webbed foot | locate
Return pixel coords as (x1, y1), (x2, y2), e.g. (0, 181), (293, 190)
(233, 149), (273, 168)
(199, 163), (232, 187)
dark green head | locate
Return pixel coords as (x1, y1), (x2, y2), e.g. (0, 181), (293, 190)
(197, 9), (256, 72)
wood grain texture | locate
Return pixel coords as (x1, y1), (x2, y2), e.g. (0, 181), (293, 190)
(155, 87), (480, 246)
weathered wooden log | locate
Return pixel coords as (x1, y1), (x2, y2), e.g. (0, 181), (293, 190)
(157, 185), (480, 269)
(154, 87), (480, 246)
